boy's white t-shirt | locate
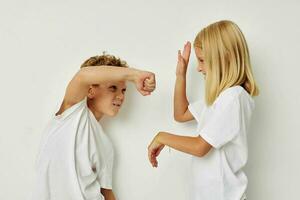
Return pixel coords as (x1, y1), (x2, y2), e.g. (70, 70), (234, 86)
(32, 97), (114, 200)
(188, 86), (254, 200)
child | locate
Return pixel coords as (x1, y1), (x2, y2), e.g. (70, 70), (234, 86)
(32, 54), (156, 200)
(148, 20), (259, 200)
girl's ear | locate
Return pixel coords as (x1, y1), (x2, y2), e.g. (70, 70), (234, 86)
(87, 84), (99, 98)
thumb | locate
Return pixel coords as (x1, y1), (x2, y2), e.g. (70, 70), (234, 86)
(149, 74), (155, 82)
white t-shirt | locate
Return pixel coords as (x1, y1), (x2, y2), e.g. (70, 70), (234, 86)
(32, 97), (114, 200)
(188, 86), (254, 200)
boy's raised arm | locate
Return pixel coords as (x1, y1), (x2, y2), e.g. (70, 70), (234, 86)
(56, 66), (155, 115)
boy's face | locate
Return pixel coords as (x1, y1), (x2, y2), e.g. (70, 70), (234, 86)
(194, 47), (207, 76)
(89, 81), (127, 117)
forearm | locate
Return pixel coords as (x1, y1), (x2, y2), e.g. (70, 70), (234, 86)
(78, 66), (137, 86)
(101, 188), (116, 200)
(174, 75), (189, 120)
(156, 132), (204, 157)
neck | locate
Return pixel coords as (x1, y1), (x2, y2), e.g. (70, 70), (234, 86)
(87, 100), (103, 121)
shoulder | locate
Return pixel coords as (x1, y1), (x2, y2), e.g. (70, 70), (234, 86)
(213, 86), (254, 110)
(54, 97), (88, 120)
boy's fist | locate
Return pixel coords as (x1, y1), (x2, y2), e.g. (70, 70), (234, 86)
(134, 70), (156, 96)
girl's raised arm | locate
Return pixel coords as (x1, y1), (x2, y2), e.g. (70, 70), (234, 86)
(174, 42), (194, 122)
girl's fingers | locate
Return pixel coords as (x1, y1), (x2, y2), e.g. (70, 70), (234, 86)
(183, 42), (191, 61)
(155, 147), (162, 157)
(148, 142), (156, 165)
(178, 53), (185, 64)
(148, 149), (158, 167)
(148, 144), (154, 161)
(148, 148), (153, 164)
(151, 154), (158, 167)
(148, 141), (160, 167)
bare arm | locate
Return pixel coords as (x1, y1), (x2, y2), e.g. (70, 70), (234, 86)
(148, 132), (212, 167)
(174, 42), (194, 122)
(101, 188), (116, 200)
(56, 66), (155, 115)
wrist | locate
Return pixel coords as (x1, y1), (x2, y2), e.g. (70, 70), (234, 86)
(155, 132), (165, 144)
(126, 68), (139, 82)
(176, 74), (187, 80)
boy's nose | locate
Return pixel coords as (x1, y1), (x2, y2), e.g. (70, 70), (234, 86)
(116, 93), (124, 100)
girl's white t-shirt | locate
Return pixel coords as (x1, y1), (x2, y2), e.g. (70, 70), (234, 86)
(188, 86), (254, 200)
(32, 97), (114, 200)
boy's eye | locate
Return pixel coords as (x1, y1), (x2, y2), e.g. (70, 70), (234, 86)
(122, 88), (127, 94)
(109, 86), (117, 91)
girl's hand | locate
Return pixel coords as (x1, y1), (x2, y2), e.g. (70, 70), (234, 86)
(148, 133), (165, 168)
(176, 41), (191, 76)
(133, 70), (156, 96)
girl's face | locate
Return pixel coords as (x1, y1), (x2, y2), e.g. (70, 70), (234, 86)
(88, 81), (127, 118)
(194, 47), (207, 76)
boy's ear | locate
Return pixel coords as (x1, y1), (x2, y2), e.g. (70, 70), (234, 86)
(87, 84), (99, 98)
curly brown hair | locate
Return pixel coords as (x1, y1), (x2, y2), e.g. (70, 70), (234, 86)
(80, 53), (128, 68)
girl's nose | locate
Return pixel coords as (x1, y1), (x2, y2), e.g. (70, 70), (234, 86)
(197, 65), (203, 72)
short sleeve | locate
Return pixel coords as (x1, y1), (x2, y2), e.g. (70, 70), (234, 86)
(199, 97), (241, 149)
(188, 100), (205, 123)
(97, 157), (113, 189)
(54, 97), (87, 121)
(96, 143), (114, 190)
(91, 131), (114, 190)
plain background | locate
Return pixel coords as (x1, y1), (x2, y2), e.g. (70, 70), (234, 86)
(0, 0), (299, 199)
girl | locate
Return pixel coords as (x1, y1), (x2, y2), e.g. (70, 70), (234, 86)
(32, 54), (156, 200)
(148, 20), (259, 200)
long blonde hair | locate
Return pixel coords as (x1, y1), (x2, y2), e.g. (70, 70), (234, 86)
(194, 20), (259, 105)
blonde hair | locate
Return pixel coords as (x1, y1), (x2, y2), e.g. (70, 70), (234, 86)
(81, 52), (128, 68)
(194, 20), (259, 105)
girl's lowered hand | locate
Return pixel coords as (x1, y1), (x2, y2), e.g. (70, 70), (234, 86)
(148, 133), (165, 168)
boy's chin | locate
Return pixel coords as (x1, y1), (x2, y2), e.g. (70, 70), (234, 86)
(105, 110), (119, 117)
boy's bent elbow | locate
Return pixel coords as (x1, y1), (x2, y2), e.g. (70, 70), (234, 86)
(75, 67), (90, 85)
